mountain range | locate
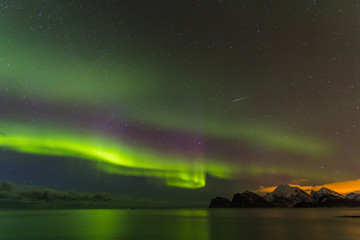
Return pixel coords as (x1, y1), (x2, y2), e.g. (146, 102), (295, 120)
(209, 184), (360, 208)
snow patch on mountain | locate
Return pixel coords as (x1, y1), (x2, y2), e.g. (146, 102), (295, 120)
(311, 187), (343, 198)
(311, 187), (343, 203)
(265, 184), (312, 203)
(345, 192), (360, 201)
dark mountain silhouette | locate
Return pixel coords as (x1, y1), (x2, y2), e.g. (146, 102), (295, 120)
(209, 197), (231, 208)
(230, 191), (273, 208)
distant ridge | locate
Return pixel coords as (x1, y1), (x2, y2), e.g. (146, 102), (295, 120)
(0, 181), (206, 209)
(209, 184), (360, 208)
(12, 183), (54, 193)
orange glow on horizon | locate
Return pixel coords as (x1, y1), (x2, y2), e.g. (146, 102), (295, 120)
(254, 178), (360, 196)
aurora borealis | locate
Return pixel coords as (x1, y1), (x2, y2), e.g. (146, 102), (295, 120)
(1, 0), (360, 199)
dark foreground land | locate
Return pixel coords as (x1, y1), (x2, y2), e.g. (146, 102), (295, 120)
(0, 181), (205, 209)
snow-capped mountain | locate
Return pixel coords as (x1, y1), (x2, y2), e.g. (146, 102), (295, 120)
(209, 185), (360, 208)
(345, 192), (360, 201)
(311, 187), (343, 202)
(265, 184), (312, 204)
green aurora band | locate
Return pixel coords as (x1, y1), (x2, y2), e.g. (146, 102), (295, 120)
(0, 31), (332, 157)
(0, 29), (339, 188)
(0, 122), (347, 188)
(0, 122), (207, 188)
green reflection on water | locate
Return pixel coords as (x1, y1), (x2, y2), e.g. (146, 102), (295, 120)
(73, 210), (124, 239)
(0, 209), (359, 240)
(0, 209), (211, 240)
(174, 210), (209, 240)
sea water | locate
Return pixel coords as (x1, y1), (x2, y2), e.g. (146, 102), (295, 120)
(0, 208), (359, 240)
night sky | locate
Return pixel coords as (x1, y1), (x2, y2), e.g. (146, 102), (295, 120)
(1, 0), (360, 201)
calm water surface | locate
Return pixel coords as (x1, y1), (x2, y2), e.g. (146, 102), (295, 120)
(0, 208), (359, 240)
